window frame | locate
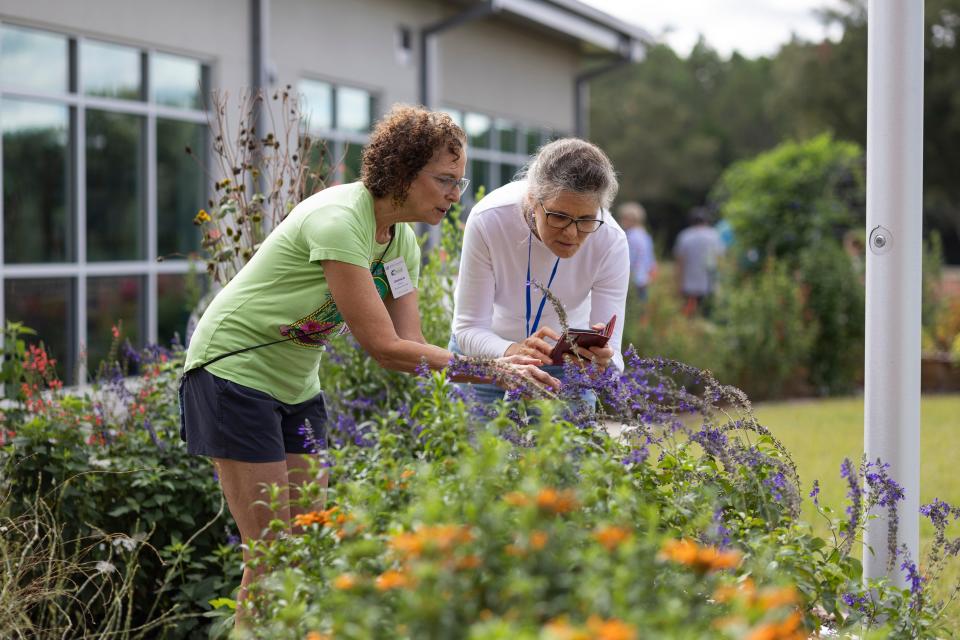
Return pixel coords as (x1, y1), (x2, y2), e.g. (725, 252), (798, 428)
(0, 21), (212, 384)
(298, 77), (379, 184)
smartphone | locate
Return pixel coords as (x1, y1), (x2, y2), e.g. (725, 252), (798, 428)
(548, 314), (616, 365)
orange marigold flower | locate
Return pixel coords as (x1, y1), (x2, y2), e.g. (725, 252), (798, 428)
(390, 523), (471, 559)
(424, 524), (473, 550)
(543, 616), (590, 640)
(294, 507), (345, 531)
(659, 538), (742, 573)
(332, 573), (358, 590)
(530, 530), (549, 550)
(505, 543), (526, 558)
(759, 586), (800, 610)
(697, 545), (742, 571)
(714, 578), (756, 604)
(455, 554), (482, 570)
(745, 610), (805, 640)
(586, 615), (638, 640)
(400, 468), (415, 479)
(593, 526), (632, 551)
(711, 615), (745, 630)
(293, 511), (324, 528)
(774, 611), (804, 636)
(659, 538), (699, 564)
(746, 624), (778, 640)
(536, 488), (578, 514)
(375, 569), (411, 591)
(390, 531), (424, 558)
(503, 491), (530, 507)
(305, 632), (330, 640)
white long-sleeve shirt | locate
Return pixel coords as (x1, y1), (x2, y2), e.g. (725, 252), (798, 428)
(452, 180), (630, 371)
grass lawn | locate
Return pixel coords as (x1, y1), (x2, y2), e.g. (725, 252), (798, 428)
(755, 393), (960, 628)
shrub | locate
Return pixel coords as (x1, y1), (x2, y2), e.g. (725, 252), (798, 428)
(621, 262), (724, 375)
(711, 133), (864, 269)
(238, 355), (954, 639)
(0, 335), (241, 639)
(797, 242), (864, 395)
(710, 134), (866, 395)
(713, 259), (816, 399)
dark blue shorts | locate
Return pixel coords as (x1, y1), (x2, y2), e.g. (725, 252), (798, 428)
(178, 368), (327, 463)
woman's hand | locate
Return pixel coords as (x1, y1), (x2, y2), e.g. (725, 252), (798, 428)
(567, 323), (615, 370)
(496, 354), (561, 390)
(503, 326), (562, 366)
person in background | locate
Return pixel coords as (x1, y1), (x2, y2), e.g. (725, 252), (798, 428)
(673, 206), (724, 317)
(180, 105), (557, 620)
(451, 138), (629, 405)
(617, 201), (657, 301)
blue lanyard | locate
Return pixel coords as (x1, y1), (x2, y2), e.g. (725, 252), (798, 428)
(525, 232), (560, 338)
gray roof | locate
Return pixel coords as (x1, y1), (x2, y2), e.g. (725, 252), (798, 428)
(542, 0), (652, 43)
(458, 0), (653, 60)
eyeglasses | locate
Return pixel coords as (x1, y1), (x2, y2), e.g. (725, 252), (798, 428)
(538, 200), (604, 233)
(425, 172), (470, 196)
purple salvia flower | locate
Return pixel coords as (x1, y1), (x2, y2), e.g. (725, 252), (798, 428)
(143, 418), (164, 449)
(622, 446), (648, 467)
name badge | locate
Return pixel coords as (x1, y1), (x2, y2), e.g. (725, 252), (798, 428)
(383, 256), (414, 298)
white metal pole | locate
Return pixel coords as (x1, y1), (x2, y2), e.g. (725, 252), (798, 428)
(864, 0), (924, 585)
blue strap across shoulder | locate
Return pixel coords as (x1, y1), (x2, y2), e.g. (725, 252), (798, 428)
(525, 231), (560, 338)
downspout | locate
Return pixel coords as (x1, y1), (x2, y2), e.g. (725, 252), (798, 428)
(418, 1), (498, 247)
(574, 37), (639, 139)
(251, 0), (272, 110)
(251, 0), (272, 206)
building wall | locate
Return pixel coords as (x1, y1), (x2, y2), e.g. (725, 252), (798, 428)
(269, 0), (435, 109)
(0, 0), (248, 90)
(270, 0), (579, 131)
(1, 0), (580, 130)
(437, 17), (578, 131)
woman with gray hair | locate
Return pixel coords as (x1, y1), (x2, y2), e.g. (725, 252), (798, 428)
(451, 138), (630, 404)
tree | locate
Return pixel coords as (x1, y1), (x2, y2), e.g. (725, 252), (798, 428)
(590, 41), (778, 243)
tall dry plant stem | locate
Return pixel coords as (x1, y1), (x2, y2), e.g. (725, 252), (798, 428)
(188, 86), (330, 286)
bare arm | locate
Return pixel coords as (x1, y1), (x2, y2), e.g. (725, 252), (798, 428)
(383, 289), (427, 345)
(323, 259), (451, 372)
(324, 259), (559, 388)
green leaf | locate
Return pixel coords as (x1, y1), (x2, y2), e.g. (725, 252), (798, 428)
(208, 597), (237, 610)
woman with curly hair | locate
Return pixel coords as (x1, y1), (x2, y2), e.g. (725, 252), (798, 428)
(180, 105), (557, 616)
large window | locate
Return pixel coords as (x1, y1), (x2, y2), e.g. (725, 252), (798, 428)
(2, 99), (71, 263)
(0, 23), (209, 384)
(441, 107), (562, 208)
(298, 78), (375, 184)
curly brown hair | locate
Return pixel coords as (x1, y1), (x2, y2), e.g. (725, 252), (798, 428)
(361, 105), (466, 203)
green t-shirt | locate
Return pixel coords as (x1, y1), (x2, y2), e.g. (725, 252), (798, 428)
(185, 182), (421, 404)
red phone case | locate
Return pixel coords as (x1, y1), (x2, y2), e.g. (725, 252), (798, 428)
(548, 315), (616, 365)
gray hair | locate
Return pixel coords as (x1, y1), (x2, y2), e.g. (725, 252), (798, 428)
(519, 138), (619, 209)
(616, 201), (646, 225)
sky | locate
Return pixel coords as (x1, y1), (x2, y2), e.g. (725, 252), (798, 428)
(581, 0), (848, 59)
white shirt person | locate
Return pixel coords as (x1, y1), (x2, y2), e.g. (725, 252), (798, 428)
(450, 139), (630, 403)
